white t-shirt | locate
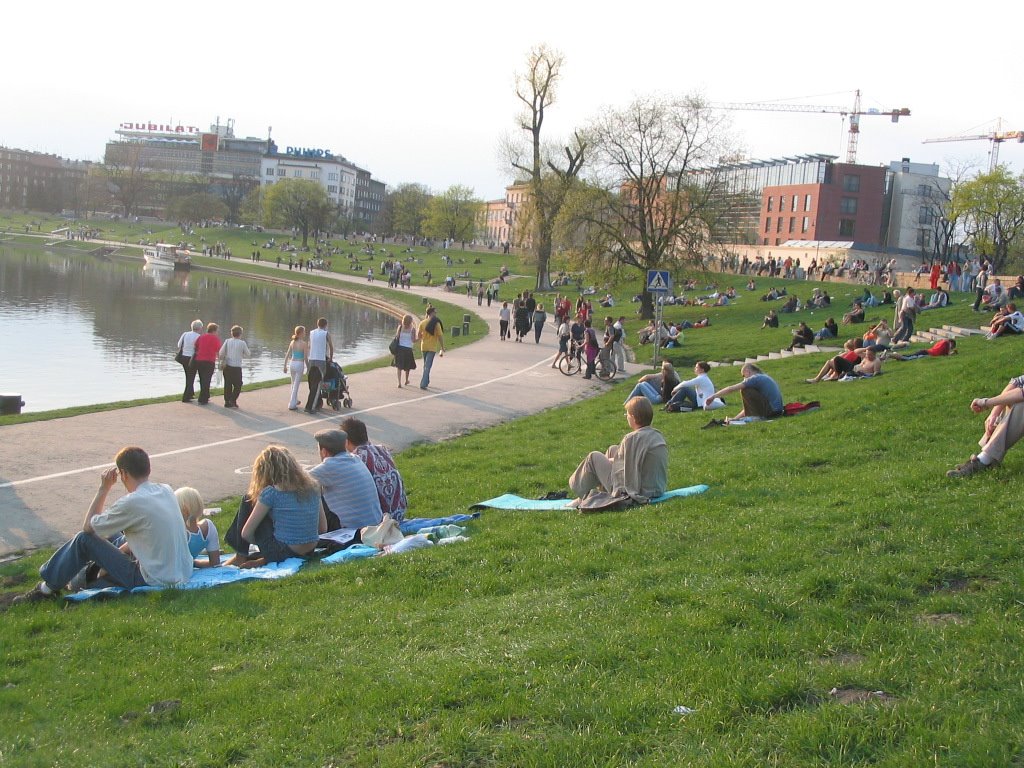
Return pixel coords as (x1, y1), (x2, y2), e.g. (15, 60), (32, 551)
(1005, 311), (1024, 332)
(177, 330), (200, 356)
(90, 482), (193, 587)
(309, 327), (330, 361)
(674, 372), (716, 407)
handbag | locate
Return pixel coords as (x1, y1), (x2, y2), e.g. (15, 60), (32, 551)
(174, 341), (186, 365)
(388, 336), (400, 356)
(360, 514), (404, 549)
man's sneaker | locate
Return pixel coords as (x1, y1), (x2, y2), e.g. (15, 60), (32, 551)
(946, 456), (989, 478)
(12, 583), (58, 604)
(701, 418), (725, 430)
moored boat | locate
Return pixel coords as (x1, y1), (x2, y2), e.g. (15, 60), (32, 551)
(142, 243), (192, 270)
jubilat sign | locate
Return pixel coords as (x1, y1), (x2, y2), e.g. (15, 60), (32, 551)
(119, 122), (200, 134)
(285, 146), (333, 158)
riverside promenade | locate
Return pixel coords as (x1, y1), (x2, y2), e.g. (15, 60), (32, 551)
(0, 258), (641, 558)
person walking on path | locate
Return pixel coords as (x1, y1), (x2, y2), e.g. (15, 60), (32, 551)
(283, 326), (308, 411)
(498, 301), (511, 341)
(176, 319), (203, 402)
(393, 314), (418, 388)
(418, 307), (445, 389)
(193, 323), (222, 405)
(304, 318), (334, 414)
(532, 304), (547, 344)
(218, 325), (250, 408)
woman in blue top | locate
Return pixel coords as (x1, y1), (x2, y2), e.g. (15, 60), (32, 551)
(283, 326), (308, 411)
(224, 445), (327, 567)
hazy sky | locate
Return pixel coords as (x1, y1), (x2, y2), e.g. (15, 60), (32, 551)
(2, 0), (1019, 199)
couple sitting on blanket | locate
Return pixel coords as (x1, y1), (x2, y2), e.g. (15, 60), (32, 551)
(225, 418), (407, 568)
(15, 420), (408, 602)
(569, 396), (669, 507)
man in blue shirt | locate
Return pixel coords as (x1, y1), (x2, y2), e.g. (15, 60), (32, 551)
(309, 430), (383, 531)
(705, 364), (784, 426)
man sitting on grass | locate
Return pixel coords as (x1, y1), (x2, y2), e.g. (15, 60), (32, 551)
(986, 303), (1024, 339)
(339, 417), (408, 523)
(947, 373), (1024, 478)
(704, 363), (784, 427)
(14, 447), (193, 603)
(569, 396), (668, 504)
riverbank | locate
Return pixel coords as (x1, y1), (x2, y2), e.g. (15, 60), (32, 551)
(0, 250), (634, 557)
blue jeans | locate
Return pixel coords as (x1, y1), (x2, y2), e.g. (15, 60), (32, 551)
(625, 380), (662, 404)
(39, 531), (146, 591)
(666, 385), (698, 410)
(420, 351), (436, 388)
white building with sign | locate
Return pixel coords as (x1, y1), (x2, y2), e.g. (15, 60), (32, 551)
(261, 148), (384, 226)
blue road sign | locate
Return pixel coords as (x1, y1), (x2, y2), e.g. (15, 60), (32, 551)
(646, 270), (672, 293)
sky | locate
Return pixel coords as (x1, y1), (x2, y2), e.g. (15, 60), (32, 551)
(2, 0), (1019, 200)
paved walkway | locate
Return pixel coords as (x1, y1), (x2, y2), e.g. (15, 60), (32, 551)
(0, 254), (641, 557)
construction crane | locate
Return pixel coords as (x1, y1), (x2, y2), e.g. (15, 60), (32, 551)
(924, 121), (1024, 171)
(713, 90), (911, 164)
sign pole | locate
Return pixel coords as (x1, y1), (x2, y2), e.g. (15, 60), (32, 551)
(646, 269), (672, 368)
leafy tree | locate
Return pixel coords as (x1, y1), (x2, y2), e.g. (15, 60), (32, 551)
(423, 185), (482, 243)
(562, 95), (732, 318)
(218, 174), (259, 224)
(167, 192), (228, 224)
(389, 183), (432, 238)
(263, 179), (332, 247)
(239, 186), (264, 227)
(507, 44), (586, 291)
(953, 167), (1024, 272)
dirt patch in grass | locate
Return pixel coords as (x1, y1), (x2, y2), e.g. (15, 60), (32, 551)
(829, 687), (897, 705)
(919, 612), (967, 626)
(819, 651), (866, 666)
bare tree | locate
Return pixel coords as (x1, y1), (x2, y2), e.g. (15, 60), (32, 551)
(954, 167), (1024, 272)
(564, 95), (733, 318)
(507, 44), (586, 291)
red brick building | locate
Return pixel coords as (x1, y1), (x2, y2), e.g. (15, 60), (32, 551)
(759, 162), (886, 247)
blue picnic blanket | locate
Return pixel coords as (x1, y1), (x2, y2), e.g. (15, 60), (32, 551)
(63, 513), (485, 602)
(470, 485), (710, 511)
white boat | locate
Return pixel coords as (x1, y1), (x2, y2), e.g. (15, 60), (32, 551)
(143, 243), (192, 270)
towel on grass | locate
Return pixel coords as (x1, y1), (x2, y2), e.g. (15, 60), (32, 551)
(471, 484), (710, 511)
(63, 518), (483, 602)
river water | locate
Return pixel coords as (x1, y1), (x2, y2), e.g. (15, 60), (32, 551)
(0, 244), (396, 413)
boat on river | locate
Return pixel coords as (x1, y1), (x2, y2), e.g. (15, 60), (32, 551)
(142, 243), (192, 270)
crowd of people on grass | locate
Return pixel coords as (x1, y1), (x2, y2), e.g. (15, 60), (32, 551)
(14, 415), (409, 604)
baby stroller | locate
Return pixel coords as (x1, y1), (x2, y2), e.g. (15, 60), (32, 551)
(318, 360), (353, 411)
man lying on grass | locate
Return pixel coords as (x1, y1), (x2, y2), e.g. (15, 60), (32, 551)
(569, 396), (668, 505)
(14, 446), (193, 603)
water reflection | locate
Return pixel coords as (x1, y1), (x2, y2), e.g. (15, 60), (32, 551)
(0, 245), (396, 413)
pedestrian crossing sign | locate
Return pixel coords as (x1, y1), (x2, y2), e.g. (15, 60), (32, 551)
(646, 270), (672, 293)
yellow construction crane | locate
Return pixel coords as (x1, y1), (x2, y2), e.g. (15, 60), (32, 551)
(923, 121), (1024, 171)
(714, 89), (910, 164)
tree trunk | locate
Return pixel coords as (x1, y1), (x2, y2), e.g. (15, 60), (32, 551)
(639, 289), (655, 320)
(535, 229), (553, 291)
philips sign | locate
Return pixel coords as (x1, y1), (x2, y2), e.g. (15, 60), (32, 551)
(285, 147), (333, 158)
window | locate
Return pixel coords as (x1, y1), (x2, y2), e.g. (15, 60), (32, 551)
(839, 219), (855, 237)
(327, 185), (338, 193)
(294, 170), (302, 178)
(804, 194), (813, 211)
(328, 172), (338, 181)
(779, 195), (786, 210)
(767, 197), (774, 212)
(916, 229), (932, 248)
(265, 167), (274, 176)
(789, 217), (796, 233)
(802, 216), (809, 233)
(919, 206), (935, 225)
(776, 217), (783, 233)
(842, 175), (860, 193)
(277, 168), (285, 176)
(310, 171), (320, 180)
(791, 196), (798, 212)
(917, 183), (932, 197)
(765, 217), (771, 232)
(840, 197), (858, 214)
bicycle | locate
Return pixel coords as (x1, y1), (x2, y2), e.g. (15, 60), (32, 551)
(596, 346), (618, 381)
(558, 338), (584, 376)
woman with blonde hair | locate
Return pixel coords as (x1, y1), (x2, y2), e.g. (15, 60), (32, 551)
(393, 314), (418, 388)
(623, 360), (679, 405)
(224, 445), (327, 567)
(175, 486), (220, 567)
(283, 326), (308, 410)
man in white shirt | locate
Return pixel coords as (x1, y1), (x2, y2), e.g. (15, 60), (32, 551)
(14, 447), (193, 602)
(665, 361), (725, 412)
(987, 303), (1024, 339)
(305, 317), (335, 414)
(217, 325), (250, 408)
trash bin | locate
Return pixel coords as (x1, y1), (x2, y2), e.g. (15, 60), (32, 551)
(0, 394), (25, 415)
(463, 314), (471, 325)
(462, 322), (470, 336)
(451, 327), (461, 337)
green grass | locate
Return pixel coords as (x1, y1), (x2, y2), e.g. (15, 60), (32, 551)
(2, 318), (1023, 765)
